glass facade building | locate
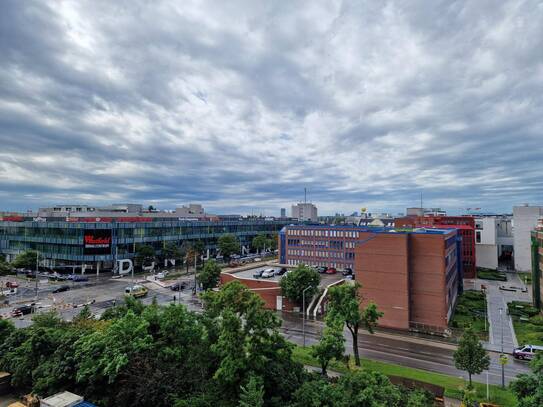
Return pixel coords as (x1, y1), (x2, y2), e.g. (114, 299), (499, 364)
(0, 218), (289, 266)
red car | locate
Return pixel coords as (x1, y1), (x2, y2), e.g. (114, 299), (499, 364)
(325, 267), (337, 274)
(5, 281), (19, 288)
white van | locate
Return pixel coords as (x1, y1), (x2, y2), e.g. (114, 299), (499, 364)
(513, 344), (543, 360)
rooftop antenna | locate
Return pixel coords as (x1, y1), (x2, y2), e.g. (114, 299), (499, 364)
(420, 192), (423, 211)
(304, 187), (307, 204)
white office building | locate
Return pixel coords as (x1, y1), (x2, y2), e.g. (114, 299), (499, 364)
(475, 216), (513, 270)
(513, 205), (543, 272)
(291, 203), (318, 222)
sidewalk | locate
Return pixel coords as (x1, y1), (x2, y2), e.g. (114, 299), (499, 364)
(481, 273), (531, 353)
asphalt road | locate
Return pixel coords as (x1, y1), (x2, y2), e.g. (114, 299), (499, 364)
(280, 313), (531, 386)
(2, 273), (532, 387)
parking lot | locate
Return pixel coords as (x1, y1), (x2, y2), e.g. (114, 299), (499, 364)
(1, 270), (203, 326)
(226, 264), (344, 288)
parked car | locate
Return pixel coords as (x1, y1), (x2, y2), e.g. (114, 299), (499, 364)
(325, 267), (337, 274)
(5, 281), (19, 288)
(316, 266), (328, 274)
(11, 304), (34, 317)
(73, 275), (89, 282)
(170, 282), (187, 291)
(261, 268), (275, 278)
(253, 269), (265, 279)
(275, 267), (288, 276)
(513, 344), (543, 360)
(53, 285), (70, 293)
(342, 268), (353, 276)
(155, 271), (169, 279)
(1, 288), (17, 296)
(125, 285), (148, 298)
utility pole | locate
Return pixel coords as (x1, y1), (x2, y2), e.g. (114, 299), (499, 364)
(499, 307), (505, 388)
(193, 250), (197, 294)
(302, 286), (312, 347)
(35, 250), (39, 301)
(132, 240), (136, 288)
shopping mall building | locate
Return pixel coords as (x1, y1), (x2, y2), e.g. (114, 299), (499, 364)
(0, 207), (289, 271)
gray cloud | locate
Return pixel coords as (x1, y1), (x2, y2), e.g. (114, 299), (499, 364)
(1, 0), (542, 215)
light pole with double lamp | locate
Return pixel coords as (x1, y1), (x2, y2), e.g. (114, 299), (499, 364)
(302, 286), (312, 347)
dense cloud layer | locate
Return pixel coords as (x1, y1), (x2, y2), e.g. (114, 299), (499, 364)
(1, 0), (542, 214)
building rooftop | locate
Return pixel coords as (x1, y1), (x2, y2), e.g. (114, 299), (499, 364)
(283, 224), (455, 235)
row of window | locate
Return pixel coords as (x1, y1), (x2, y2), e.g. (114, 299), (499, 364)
(287, 228), (361, 238)
(0, 224), (282, 240)
(287, 249), (355, 259)
(285, 258), (353, 269)
(286, 239), (357, 249)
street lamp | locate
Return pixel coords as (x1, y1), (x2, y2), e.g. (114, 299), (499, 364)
(499, 307), (505, 388)
(302, 286), (312, 347)
(35, 250), (39, 301)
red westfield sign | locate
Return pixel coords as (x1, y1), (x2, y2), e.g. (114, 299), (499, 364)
(84, 235), (111, 246)
(83, 229), (112, 254)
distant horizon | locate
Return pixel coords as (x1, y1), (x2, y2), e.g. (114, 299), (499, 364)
(0, 199), (525, 218)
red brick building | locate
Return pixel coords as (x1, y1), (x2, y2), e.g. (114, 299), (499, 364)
(395, 216), (476, 278)
(355, 230), (461, 332)
(279, 225), (463, 332)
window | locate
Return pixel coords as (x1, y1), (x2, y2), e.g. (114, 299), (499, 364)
(476, 231), (481, 243)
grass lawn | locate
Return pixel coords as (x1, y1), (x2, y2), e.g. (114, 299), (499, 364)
(513, 320), (543, 346)
(517, 272), (532, 285)
(450, 290), (489, 341)
(292, 346), (517, 406)
(477, 267), (507, 281)
(508, 301), (543, 346)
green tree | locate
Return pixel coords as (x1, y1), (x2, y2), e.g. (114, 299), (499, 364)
(75, 311), (153, 385)
(135, 244), (155, 269)
(197, 259), (222, 290)
(239, 375), (264, 407)
(279, 264), (320, 305)
(12, 250), (42, 270)
(327, 283), (383, 366)
(0, 319), (15, 345)
(453, 326), (490, 386)
(218, 234), (240, 260)
(0, 256), (12, 275)
(268, 232), (278, 250)
(310, 316), (345, 377)
(193, 240), (205, 257)
(511, 353), (543, 407)
(184, 244), (199, 273)
(202, 281), (304, 404)
(338, 369), (403, 406)
(289, 377), (344, 407)
(251, 235), (268, 252)
(161, 242), (182, 264)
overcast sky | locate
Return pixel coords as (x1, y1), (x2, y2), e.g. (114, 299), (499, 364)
(1, 1), (542, 215)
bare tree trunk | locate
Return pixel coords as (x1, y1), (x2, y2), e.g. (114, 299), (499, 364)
(348, 324), (361, 366)
(321, 363), (327, 377)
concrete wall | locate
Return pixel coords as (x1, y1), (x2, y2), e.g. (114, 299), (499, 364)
(220, 272), (295, 311)
(476, 244), (498, 270)
(513, 206), (543, 272)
